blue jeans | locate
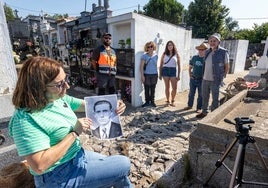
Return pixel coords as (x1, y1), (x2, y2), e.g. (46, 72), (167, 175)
(34, 148), (133, 188)
(187, 78), (202, 109)
(201, 80), (220, 114)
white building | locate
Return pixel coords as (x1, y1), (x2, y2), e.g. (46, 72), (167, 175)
(107, 12), (192, 107)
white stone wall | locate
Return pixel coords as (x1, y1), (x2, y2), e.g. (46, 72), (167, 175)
(0, 1), (17, 121)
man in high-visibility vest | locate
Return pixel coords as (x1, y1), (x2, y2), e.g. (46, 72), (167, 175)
(91, 33), (117, 95)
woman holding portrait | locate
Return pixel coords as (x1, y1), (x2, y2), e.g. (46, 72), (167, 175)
(9, 56), (133, 188)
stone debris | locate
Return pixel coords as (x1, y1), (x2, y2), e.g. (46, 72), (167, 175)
(80, 106), (197, 188)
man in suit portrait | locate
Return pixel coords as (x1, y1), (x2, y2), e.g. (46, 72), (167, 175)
(92, 100), (123, 139)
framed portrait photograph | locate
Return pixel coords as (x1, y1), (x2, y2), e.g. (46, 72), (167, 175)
(84, 94), (123, 140)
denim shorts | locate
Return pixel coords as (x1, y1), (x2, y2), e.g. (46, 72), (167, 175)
(162, 67), (176, 77)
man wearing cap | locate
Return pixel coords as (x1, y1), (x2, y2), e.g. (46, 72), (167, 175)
(196, 33), (229, 118)
(184, 42), (208, 112)
(91, 33), (117, 95)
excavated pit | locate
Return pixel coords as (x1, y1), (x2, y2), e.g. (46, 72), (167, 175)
(189, 89), (268, 187)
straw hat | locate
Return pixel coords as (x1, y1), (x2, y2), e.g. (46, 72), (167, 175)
(195, 42), (208, 50)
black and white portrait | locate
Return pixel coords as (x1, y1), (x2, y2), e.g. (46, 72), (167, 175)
(85, 94), (123, 140)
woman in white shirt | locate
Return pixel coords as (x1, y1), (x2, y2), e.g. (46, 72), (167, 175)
(159, 41), (181, 106)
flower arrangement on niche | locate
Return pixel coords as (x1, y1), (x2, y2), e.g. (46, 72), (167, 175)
(125, 81), (131, 102)
(90, 76), (97, 87)
(249, 53), (260, 67)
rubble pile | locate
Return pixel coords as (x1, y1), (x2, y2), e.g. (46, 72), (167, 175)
(80, 107), (197, 187)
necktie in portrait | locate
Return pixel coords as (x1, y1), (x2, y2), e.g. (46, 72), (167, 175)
(102, 128), (107, 139)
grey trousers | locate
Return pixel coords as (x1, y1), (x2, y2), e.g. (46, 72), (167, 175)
(201, 80), (220, 114)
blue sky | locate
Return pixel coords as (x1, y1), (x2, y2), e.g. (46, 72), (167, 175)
(2, 0), (268, 29)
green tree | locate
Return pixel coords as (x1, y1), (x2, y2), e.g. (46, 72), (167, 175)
(52, 13), (69, 20)
(185, 0), (229, 38)
(222, 17), (239, 39)
(4, 3), (15, 22)
(235, 23), (268, 43)
(225, 17), (239, 31)
(143, 0), (184, 25)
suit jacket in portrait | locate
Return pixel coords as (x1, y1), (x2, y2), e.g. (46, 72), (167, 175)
(92, 122), (123, 139)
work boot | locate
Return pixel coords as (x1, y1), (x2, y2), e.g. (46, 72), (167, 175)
(151, 102), (156, 107)
(196, 113), (207, 118)
(142, 102), (150, 107)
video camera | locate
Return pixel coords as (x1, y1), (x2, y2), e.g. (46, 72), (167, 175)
(224, 117), (255, 134)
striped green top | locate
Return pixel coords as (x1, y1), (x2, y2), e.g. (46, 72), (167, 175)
(8, 95), (83, 175)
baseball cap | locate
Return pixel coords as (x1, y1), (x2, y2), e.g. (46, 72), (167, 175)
(209, 33), (221, 42)
(103, 33), (112, 37)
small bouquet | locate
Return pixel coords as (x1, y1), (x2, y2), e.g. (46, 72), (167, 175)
(249, 53), (259, 67)
(249, 53), (259, 61)
(125, 82), (131, 95)
(90, 76), (97, 85)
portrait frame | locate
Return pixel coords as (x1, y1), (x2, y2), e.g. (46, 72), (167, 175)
(84, 94), (123, 140)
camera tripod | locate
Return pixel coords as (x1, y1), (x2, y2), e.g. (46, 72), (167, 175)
(204, 118), (268, 188)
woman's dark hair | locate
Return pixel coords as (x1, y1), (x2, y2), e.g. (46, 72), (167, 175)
(164, 40), (178, 56)
(12, 56), (62, 111)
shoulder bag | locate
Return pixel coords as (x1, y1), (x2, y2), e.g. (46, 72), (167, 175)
(164, 55), (173, 64)
(144, 57), (151, 71)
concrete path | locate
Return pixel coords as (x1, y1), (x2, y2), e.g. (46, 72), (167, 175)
(146, 70), (250, 120)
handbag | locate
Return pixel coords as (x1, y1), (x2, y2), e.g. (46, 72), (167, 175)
(144, 57), (151, 71)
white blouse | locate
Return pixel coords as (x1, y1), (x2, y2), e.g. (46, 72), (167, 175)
(163, 54), (178, 68)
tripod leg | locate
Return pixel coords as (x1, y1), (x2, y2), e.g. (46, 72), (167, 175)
(236, 144), (246, 185)
(204, 138), (238, 186)
(229, 144), (244, 188)
(253, 142), (268, 173)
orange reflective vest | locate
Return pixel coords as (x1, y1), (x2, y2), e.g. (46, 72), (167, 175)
(98, 46), (117, 75)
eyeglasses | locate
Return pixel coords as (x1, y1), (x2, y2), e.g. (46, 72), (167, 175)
(147, 45), (153, 49)
(104, 37), (111, 40)
(47, 78), (68, 90)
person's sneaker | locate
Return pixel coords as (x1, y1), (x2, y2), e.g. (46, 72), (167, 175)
(183, 106), (192, 110)
(196, 113), (207, 118)
(151, 102), (156, 107)
(142, 102), (150, 107)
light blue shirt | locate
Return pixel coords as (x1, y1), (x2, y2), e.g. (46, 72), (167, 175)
(141, 53), (158, 74)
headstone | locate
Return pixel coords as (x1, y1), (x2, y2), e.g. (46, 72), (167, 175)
(221, 40), (249, 73)
(256, 36), (268, 69)
(0, 1), (18, 122)
(244, 36), (268, 82)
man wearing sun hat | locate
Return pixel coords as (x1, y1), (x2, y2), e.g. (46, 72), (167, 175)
(184, 42), (208, 112)
(196, 33), (229, 118)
